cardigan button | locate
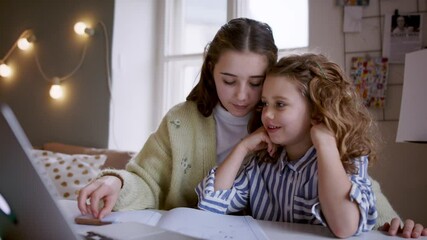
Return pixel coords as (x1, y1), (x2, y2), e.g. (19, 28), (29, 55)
(170, 119), (181, 128)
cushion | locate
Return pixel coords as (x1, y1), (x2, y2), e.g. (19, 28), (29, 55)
(42, 142), (134, 170)
(30, 149), (107, 200)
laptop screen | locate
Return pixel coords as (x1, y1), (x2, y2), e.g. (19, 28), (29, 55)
(0, 103), (78, 240)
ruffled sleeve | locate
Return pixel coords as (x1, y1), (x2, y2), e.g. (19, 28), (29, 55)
(311, 156), (377, 235)
(348, 157), (378, 234)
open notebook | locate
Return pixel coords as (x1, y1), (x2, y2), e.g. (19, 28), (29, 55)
(69, 200), (268, 240)
(0, 103), (196, 240)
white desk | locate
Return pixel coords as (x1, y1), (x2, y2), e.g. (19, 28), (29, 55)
(59, 200), (424, 240)
(257, 219), (412, 239)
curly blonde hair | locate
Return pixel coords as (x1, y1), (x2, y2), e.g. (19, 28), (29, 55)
(250, 53), (379, 174)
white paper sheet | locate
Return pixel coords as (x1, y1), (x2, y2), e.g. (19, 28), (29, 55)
(343, 6), (363, 32)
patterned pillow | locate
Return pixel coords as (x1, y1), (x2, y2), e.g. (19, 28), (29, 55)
(30, 149), (107, 200)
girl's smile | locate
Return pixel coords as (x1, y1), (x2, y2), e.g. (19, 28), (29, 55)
(260, 75), (312, 152)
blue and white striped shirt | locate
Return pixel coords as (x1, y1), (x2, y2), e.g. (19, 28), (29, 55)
(196, 146), (377, 235)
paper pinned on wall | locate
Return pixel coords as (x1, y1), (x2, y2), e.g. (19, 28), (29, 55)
(350, 56), (389, 108)
(382, 13), (423, 63)
(343, 6), (363, 32)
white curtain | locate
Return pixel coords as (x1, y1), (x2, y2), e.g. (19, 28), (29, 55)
(109, 0), (157, 152)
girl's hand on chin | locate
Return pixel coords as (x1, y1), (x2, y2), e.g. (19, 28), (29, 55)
(241, 127), (276, 156)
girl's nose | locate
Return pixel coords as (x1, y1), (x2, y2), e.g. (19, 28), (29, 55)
(263, 106), (274, 119)
(236, 84), (248, 101)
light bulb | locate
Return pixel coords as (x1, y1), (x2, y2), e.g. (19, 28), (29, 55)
(74, 22), (87, 35)
(74, 21), (94, 36)
(0, 63), (12, 77)
(49, 84), (64, 99)
(17, 37), (33, 50)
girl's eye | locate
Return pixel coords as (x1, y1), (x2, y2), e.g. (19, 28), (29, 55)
(275, 102), (286, 108)
(223, 79), (235, 85)
(249, 81), (262, 87)
(256, 101), (267, 111)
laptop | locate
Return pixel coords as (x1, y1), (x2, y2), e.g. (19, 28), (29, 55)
(0, 103), (196, 240)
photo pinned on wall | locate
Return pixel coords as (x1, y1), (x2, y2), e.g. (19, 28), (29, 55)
(383, 12), (423, 63)
(350, 56), (389, 108)
(336, 0), (369, 6)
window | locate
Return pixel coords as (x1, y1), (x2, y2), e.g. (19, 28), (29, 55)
(237, 0), (309, 50)
(161, 0), (227, 114)
(110, 0), (308, 151)
(161, 0), (308, 116)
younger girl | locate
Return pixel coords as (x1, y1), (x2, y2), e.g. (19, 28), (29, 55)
(196, 53), (378, 238)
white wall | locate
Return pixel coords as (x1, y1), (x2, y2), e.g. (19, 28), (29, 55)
(310, 0), (427, 225)
(309, 0), (345, 66)
(109, 0), (157, 151)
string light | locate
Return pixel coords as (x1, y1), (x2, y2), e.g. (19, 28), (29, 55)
(0, 62), (12, 77)
(49, 77), (64, 100)
(0, 29), (35, 78)
(1, 20), (110, 101)
(74, 21), (95, 36)
(17, 30), (36, 50)
(17, 38), (32, 50)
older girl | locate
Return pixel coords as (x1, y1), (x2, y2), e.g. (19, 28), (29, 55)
(78, 17), (278, 218)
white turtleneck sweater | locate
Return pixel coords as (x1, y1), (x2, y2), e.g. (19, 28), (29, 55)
(213, 104), (252, 165)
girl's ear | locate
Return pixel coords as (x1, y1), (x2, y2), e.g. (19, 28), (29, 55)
(311, 114), (323, 125)
(310, 104), (321, 123)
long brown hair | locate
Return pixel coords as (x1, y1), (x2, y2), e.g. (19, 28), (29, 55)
(186, 18), (278, 117)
